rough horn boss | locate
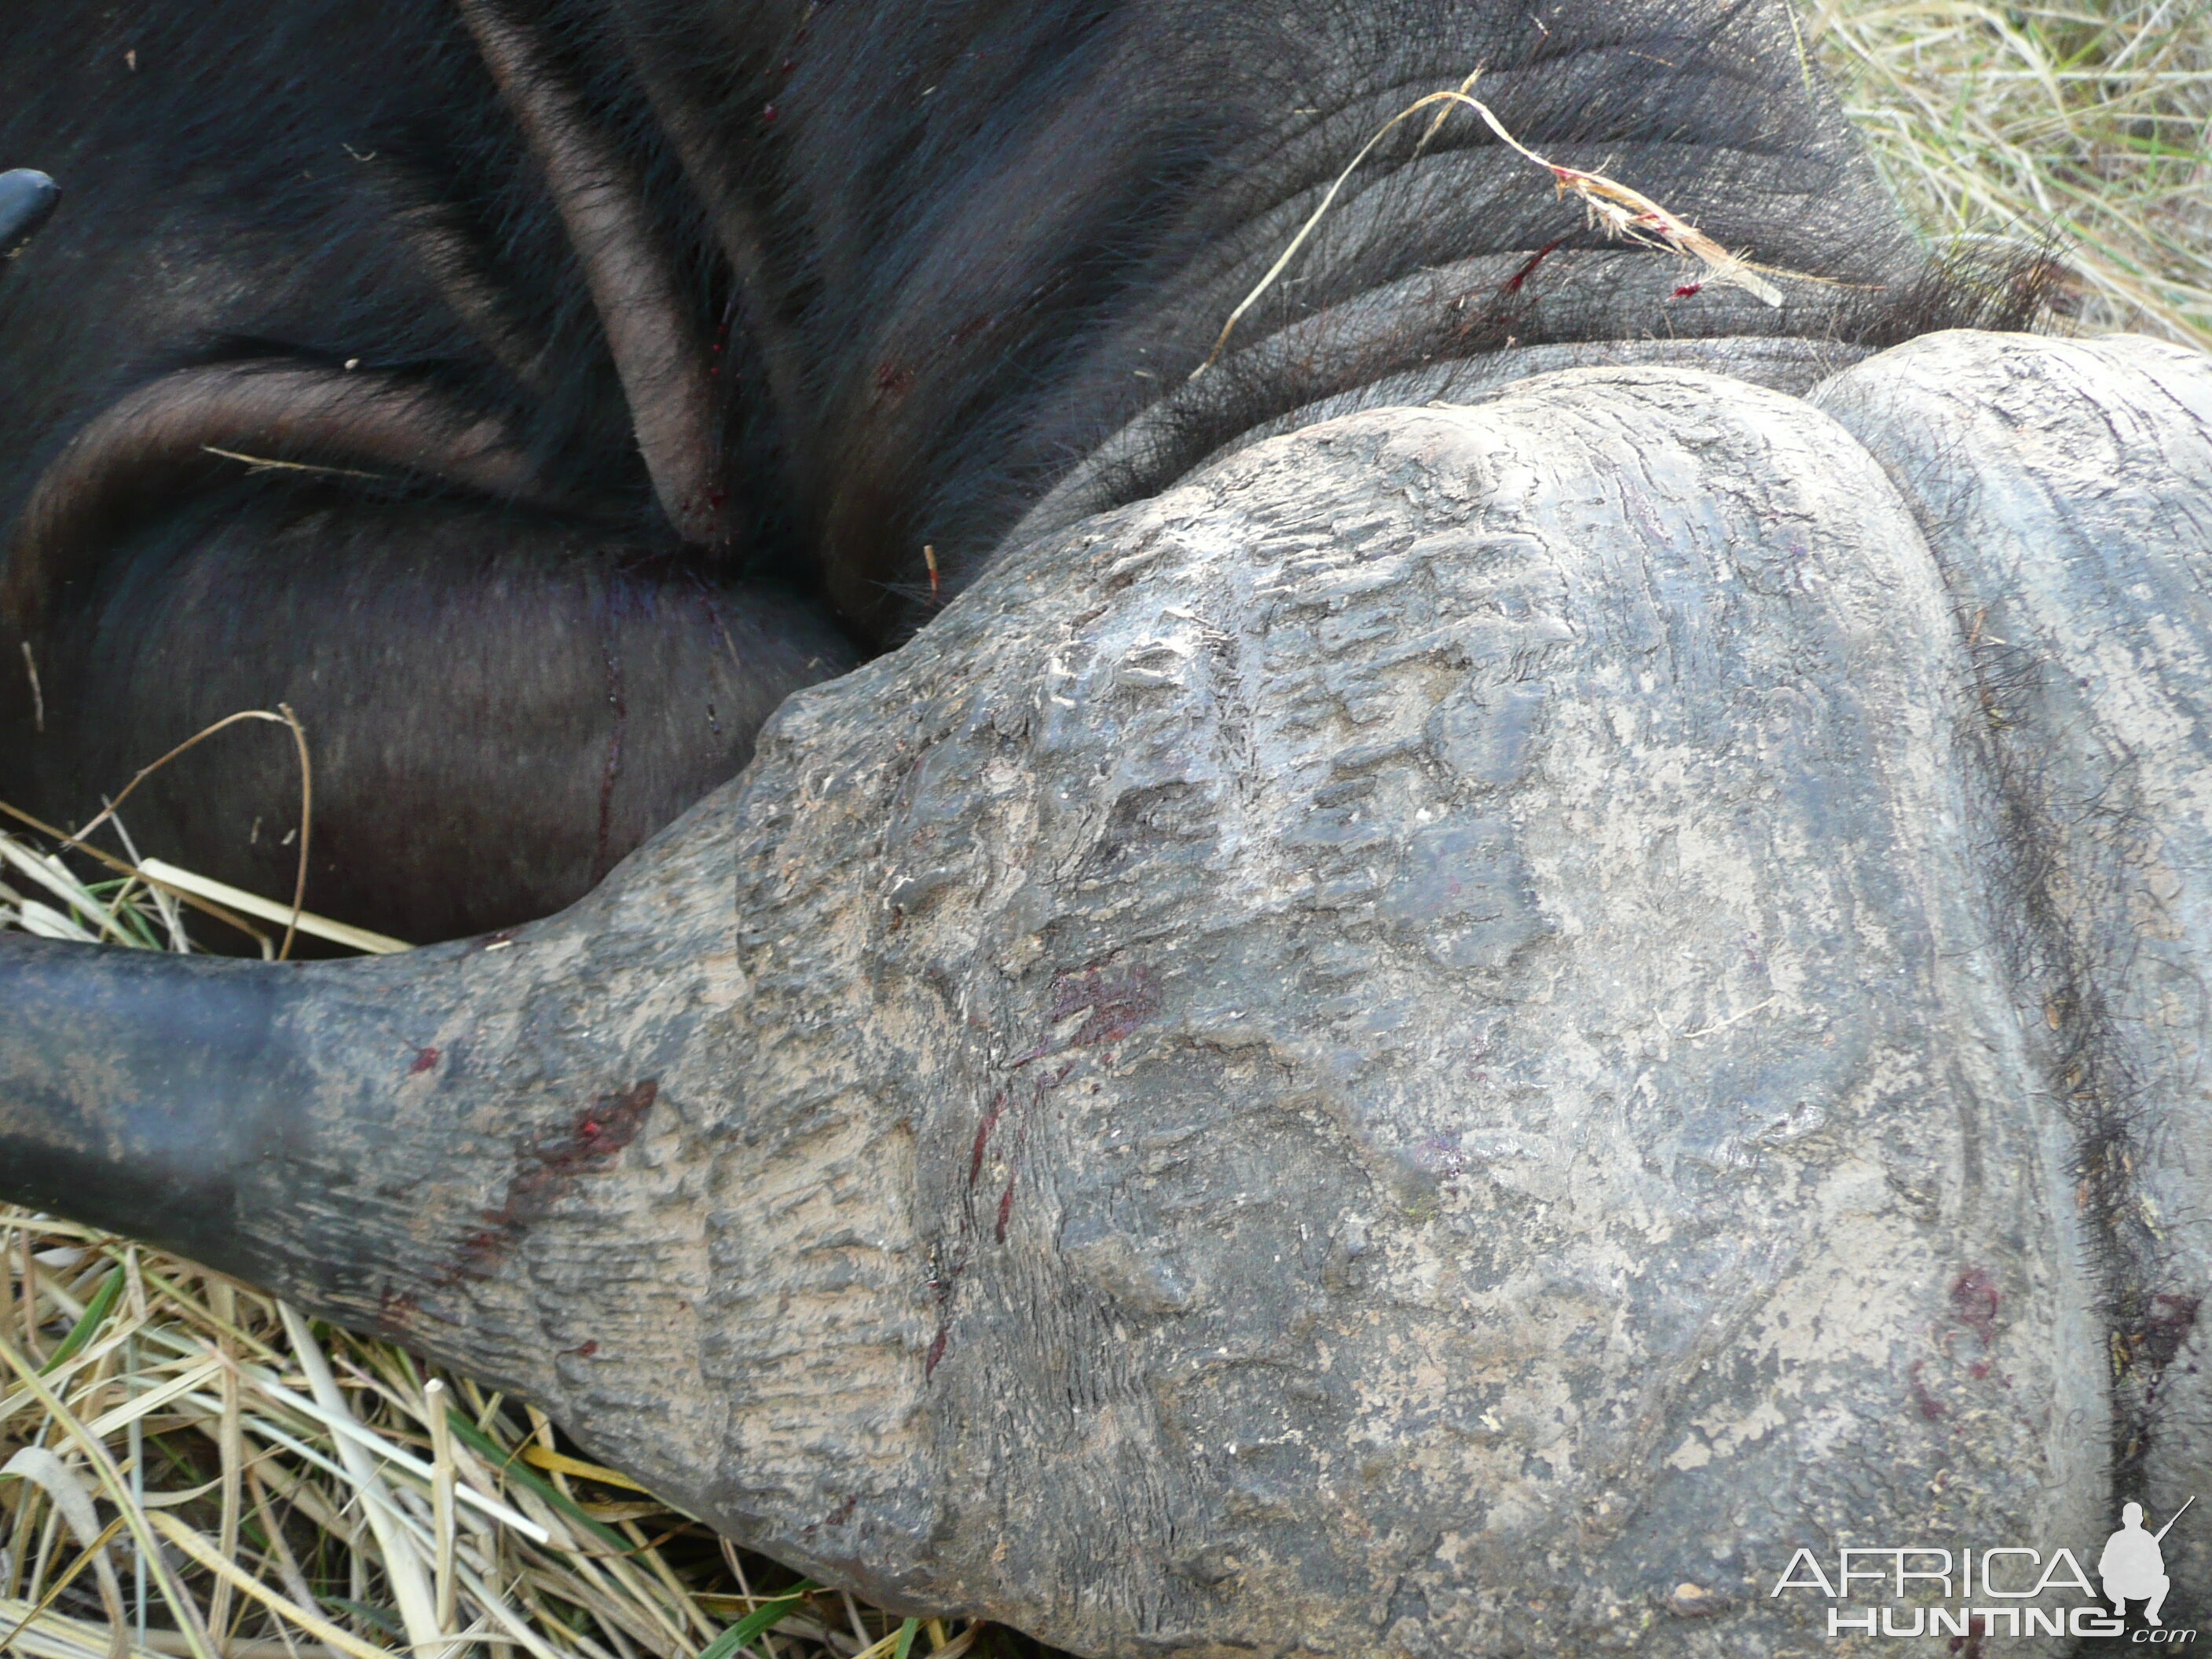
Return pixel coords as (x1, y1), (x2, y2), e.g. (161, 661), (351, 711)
(4, 1), (2210, 1656)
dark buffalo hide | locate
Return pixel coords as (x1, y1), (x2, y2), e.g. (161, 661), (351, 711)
(1, 0), (2033, 943)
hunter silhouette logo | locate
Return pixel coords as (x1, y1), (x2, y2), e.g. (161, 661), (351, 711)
(2104, 1497), (2194, 1627)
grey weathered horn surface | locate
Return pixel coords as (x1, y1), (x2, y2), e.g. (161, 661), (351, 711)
(2, 330), (2209, 1657)
(1815, 330), (2212, 1543)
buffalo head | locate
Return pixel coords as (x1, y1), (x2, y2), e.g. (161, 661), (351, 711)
(2, 1), (2207, 1655)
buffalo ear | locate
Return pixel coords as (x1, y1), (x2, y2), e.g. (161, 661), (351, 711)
(0, 170), (57, 258)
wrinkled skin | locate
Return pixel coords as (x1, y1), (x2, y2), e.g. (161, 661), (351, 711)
(5, 4), (2209, 1658)
(1, 0), (2022, 943)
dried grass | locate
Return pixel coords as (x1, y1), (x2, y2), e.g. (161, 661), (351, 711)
(0, 5), (2203, 1656)
(0, 1151), (993, 1659)
(1804, 0), (2212, 347)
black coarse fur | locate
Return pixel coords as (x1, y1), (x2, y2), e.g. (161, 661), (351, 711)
(0, 0), (2042, 943)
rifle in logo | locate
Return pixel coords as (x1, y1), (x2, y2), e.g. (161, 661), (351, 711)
(2103, 1496), (2195, 1626)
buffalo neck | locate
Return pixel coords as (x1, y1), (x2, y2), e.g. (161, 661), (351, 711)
(609, 0), (1930, 642)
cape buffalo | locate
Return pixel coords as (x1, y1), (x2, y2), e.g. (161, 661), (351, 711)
(5, 1), (2208, 1656)
(1, 0), (2028, 945)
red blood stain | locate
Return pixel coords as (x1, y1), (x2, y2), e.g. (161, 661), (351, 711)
(760, 103), (778, 123)
(1950, 1267), (2000, 1346)
(968, 1092), (1005, 1185)
(1672, 281), (1704, 298)
(438, 1080), (658, 1283)
(1045, 964), (1156, 1051)
(563, 1340), (599, 1358)
(983, 1065), (1069, 1240)
(451, 1227), (504, 1282)
(408, 1046), (440, 1076)
(551, 1084), (654, 1165)
(1502, 235), (1567, 294)
(925, 1325), (950, 1377)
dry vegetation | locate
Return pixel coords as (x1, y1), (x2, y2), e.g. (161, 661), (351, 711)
(0, 1199), (987, 1659)
(1807, 0), (2212, 346)
(0, 4), (2206, 1657)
